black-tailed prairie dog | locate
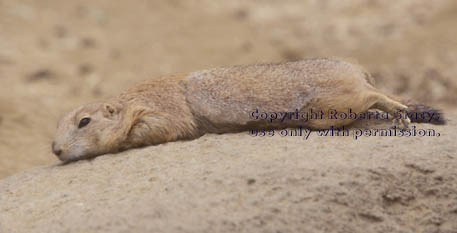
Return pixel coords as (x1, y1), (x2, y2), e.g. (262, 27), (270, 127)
(52, 58), (445, 161)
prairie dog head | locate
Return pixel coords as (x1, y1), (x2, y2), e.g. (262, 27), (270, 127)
(52, 102), (124, 162)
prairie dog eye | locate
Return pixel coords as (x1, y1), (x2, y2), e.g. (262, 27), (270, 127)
(78, 117), (91, 128)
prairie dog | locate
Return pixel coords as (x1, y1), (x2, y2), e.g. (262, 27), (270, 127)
(52, 58), (445, 161)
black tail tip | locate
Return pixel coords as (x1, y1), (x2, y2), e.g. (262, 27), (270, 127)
(406, 104), (446, 125)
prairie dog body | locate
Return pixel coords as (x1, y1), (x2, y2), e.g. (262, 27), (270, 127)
(52, 58), (444, 161)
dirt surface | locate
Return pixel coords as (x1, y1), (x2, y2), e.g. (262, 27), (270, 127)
(1, 119), (456, 233)
(1, 0), (457, 232)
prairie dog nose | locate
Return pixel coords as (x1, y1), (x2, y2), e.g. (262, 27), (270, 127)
(52, 141), (62, 157)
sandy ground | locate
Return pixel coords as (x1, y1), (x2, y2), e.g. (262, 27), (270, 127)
(1, 118), (456, 233)
(1, 0), (457, 232)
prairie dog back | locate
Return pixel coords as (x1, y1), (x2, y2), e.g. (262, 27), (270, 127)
(185, 58), (373, 131)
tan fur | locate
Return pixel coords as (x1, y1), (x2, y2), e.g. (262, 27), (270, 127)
(52, 58), (439, 161)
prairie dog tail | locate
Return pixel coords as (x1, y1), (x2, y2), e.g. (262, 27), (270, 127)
(388, 95), (446, 125)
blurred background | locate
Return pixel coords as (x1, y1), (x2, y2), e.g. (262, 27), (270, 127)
(1, 0), (456, 178)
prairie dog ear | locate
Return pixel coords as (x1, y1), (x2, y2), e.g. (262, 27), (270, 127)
(102, 103), (120, 118)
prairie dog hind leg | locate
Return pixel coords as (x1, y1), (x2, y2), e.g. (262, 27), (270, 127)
(304, 90), (410, 129)
(369, 91), (410, 129)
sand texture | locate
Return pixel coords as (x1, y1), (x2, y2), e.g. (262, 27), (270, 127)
(1, 117), (457, 233)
